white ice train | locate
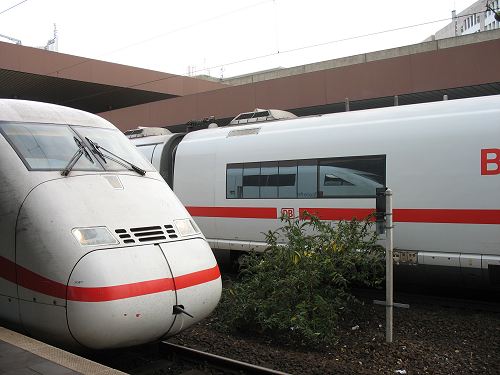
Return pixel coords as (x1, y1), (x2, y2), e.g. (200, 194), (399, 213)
(0, 99), (221, 350)
(130, 96), (500, 289)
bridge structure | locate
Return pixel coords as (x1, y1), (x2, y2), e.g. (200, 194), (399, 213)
(1, 29), (500, 132)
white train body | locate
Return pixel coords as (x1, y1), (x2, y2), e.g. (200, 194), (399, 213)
(132, 96), (500, 288)
(0, 100), (221, 350)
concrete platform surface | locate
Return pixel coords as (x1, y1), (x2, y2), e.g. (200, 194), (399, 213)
(0, 326), (126, 375)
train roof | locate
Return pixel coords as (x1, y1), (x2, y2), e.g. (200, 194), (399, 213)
(0, 99), (115, 129)
(182, 95), (500, 142)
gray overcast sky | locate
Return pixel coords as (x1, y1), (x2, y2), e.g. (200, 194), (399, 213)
(0, 0), (476, 78)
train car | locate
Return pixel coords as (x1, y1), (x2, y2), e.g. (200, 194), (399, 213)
(0, 99), (221, 350)
(130, 96), (500, 288)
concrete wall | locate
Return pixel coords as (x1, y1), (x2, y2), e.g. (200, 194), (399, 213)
(99, 30), (500, 131)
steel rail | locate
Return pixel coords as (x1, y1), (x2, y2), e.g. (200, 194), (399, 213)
(160, 341), (291, 375)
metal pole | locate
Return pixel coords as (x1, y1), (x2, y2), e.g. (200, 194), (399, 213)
(385, 189), (394, 343)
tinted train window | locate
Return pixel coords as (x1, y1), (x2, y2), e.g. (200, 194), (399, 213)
(278, 161), (297, 198)
(297, 160), (318, 198)
(319, 156), (385, 198)
(260, 162), (279, 199)
(243, 163), (260, 198)
(227, 163), (244, 198)
(227, 155), (385, 199)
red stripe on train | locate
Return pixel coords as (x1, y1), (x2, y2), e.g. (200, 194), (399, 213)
(69, 264), (220, 302)
(394, 209), (500, 224)
(299, 208), (500, 224)
(186, 206), (277, 219)
(0, 256), (220, 302)
(187, 206), (500, 224)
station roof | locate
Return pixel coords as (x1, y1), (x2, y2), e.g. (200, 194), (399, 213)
(0, 41), (226, 114)
(101, 30), (500, 132)
(2, 30), (500, 132)
(0, 68), (176, 113)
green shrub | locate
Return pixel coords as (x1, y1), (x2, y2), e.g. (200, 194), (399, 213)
(215, 214), (385, 346)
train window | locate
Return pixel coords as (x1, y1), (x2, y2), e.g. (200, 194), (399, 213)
(226, 155), (385, 199)
(74, 127), (153, 172)
(0, 123), (103, 171)
(260, 162), (278, 198)
(278, 161), (297, 198)
(297, 160), (318, 199)
(227, 163), (243, 198)
(318, 155), (385, 198)
(242, 163), (260, 198)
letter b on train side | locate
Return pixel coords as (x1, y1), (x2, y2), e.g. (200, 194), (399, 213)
(481, 149), (500, 175)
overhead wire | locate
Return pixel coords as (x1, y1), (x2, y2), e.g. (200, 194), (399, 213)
(124, 8), (500, 87)
(47, 0), (273, 77)
(0, 0), (28, 16)
(16, 4), (499, 108)
(61, 14), (460, 107)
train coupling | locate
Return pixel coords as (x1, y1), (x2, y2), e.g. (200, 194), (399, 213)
(173, 305), (194, 318)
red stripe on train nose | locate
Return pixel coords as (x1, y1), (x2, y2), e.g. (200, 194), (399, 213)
(0, 256), (220, 302)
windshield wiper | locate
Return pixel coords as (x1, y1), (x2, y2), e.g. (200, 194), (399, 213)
(85, 137), (146, 176)
(61, 137), (93, 176)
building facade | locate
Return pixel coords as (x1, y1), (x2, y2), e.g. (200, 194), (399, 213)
(430, 0), (500, 40)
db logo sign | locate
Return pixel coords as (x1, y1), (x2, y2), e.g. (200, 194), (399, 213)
(481, 149), (500, 175)
(281, 208), (295, 218)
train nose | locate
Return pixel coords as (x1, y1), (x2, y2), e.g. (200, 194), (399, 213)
(66, 244), (178, 349)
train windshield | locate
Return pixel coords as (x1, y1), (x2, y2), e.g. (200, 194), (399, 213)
(0, 122), (153, 173)
(73, 127), (152, 172)
(0, 123), (103, 171)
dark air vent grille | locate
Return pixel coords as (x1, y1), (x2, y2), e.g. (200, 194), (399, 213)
(130, 226), (166, 242)
(115, 224), (179, 244)
(164, 225), (178, 239)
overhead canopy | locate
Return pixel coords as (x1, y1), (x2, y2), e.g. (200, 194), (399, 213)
(0, 69), (176, 113)
(0, 41), (226, 114)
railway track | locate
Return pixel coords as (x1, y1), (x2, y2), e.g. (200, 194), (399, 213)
(84, 341), (290, 375)
(161, 342), (290, 375)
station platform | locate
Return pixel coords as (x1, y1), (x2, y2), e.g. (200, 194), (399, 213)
(0, 326), (126, 375)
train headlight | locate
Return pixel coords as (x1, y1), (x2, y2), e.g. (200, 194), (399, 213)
(174, 219), (200, 237)
(72, 227), (118, 246)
